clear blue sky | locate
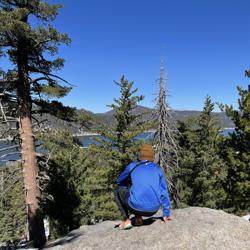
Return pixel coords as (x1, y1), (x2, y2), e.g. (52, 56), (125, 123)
(5, 0), (250, 113)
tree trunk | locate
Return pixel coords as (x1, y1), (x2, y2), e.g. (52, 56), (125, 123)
(17, 44), (46, 248)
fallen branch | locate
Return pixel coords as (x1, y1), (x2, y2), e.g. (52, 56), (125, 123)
(0, 151), (21, 159)
(0, 145), (19, 153)
(0, 99), (9, 125)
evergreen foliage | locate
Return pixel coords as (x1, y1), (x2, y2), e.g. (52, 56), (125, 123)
(38, 131), (87, 239)
(219, 84), (250, 215)
(176, 97), (227, 209)
(99, 75), (146, 174)
(0, 1), (75, 245)
(105, 75), (145, 167)
(0, 0), (78, 122)
(0, 0), (72, 102)
(0, 163), (26, 246)
(83, 76), (146, 221)
(81, 144), (121, 222)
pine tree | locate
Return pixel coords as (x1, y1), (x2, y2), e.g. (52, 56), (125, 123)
(80, 144), (121, 222)
(0, 1), (72, 246)
(101, 75), (145, 169)
(38, 131), (87, 238)
(0, 163), (26, 246)
(154, 61), (180, 206)
(175, 119), (196, 207)
(219, 83), (250, 214)
(177, 97), (227, 208)
(84, 76), (146, 221)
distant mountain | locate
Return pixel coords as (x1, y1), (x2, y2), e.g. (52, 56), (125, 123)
(96, 105), (153, 117)
(95, 105), (234, 129)
(0, 105), (234, 138)
(94, 106), (154, 128)
(171, 110), (234, 128)
(35, 105), (234, 132)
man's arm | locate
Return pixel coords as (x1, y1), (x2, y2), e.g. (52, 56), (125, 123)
(159, 171), (171, 218)
(116, 163), (133, 186)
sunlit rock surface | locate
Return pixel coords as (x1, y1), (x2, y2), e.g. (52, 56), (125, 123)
(44, 207), (250, 250)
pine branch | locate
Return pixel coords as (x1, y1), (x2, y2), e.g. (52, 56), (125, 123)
(32, 118), (48, 128)
(0, 165), (21, 184)
(28, 65), (76, 87)
(0, 175), (22, 198)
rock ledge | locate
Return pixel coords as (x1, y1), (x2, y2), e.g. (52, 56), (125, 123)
(44, 207), (250, 250)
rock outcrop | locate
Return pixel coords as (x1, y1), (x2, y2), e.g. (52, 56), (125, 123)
(44, 207), (250, 250)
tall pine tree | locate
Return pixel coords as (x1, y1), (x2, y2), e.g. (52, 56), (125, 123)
(177, 97), (227, 208)
(219, 83), (250, 214)
(38, 131), (87, 238)
(0, 1), (72, 246)
(101, 75), (145, 169)
(83, 76), (146, 221)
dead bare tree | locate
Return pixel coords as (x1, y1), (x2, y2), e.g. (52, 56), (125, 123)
(154, 60), (181, 207)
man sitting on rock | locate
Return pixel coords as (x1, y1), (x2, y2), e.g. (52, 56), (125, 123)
(114, 144), (171, 230)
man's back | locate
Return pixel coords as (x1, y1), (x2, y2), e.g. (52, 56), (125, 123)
(114, 144), (171, 229)
(117, 160), (171, 217)
(129, 161), (162, 210)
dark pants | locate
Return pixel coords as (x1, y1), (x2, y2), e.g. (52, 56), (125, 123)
(114, 186), (157, 220)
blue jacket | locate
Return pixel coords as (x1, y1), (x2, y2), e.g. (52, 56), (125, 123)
(117, 160), (171, 217)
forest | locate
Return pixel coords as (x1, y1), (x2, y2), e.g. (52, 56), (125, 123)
(0, 0), (249, 248)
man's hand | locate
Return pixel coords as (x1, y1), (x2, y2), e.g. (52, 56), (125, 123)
(163, 216), (171, 223)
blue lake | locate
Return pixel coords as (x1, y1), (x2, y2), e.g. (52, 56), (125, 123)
(0, 142), (20, 162)
(222, 128), (235, 136)
(78, 132), (155, 149)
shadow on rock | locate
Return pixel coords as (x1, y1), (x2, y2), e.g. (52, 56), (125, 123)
(140, 216), (163, 226)
(43, 231), (83, 249)
(114, 216), (162, 228)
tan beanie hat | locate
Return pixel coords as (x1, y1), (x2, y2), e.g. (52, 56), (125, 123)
(139, 144), (154, 161)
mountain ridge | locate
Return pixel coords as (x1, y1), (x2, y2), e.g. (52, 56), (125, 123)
(94, 105), (234, 129)
(0, 105), (234, 138)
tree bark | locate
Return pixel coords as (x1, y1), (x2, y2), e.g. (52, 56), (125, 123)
(17, 44), (46, 248)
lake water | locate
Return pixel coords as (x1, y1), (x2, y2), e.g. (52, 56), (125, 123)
(222, 128), (235, 136)
(0, 129), (235, 162)
(0, 142), (20, 162)
(78, 132), (155, 148)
